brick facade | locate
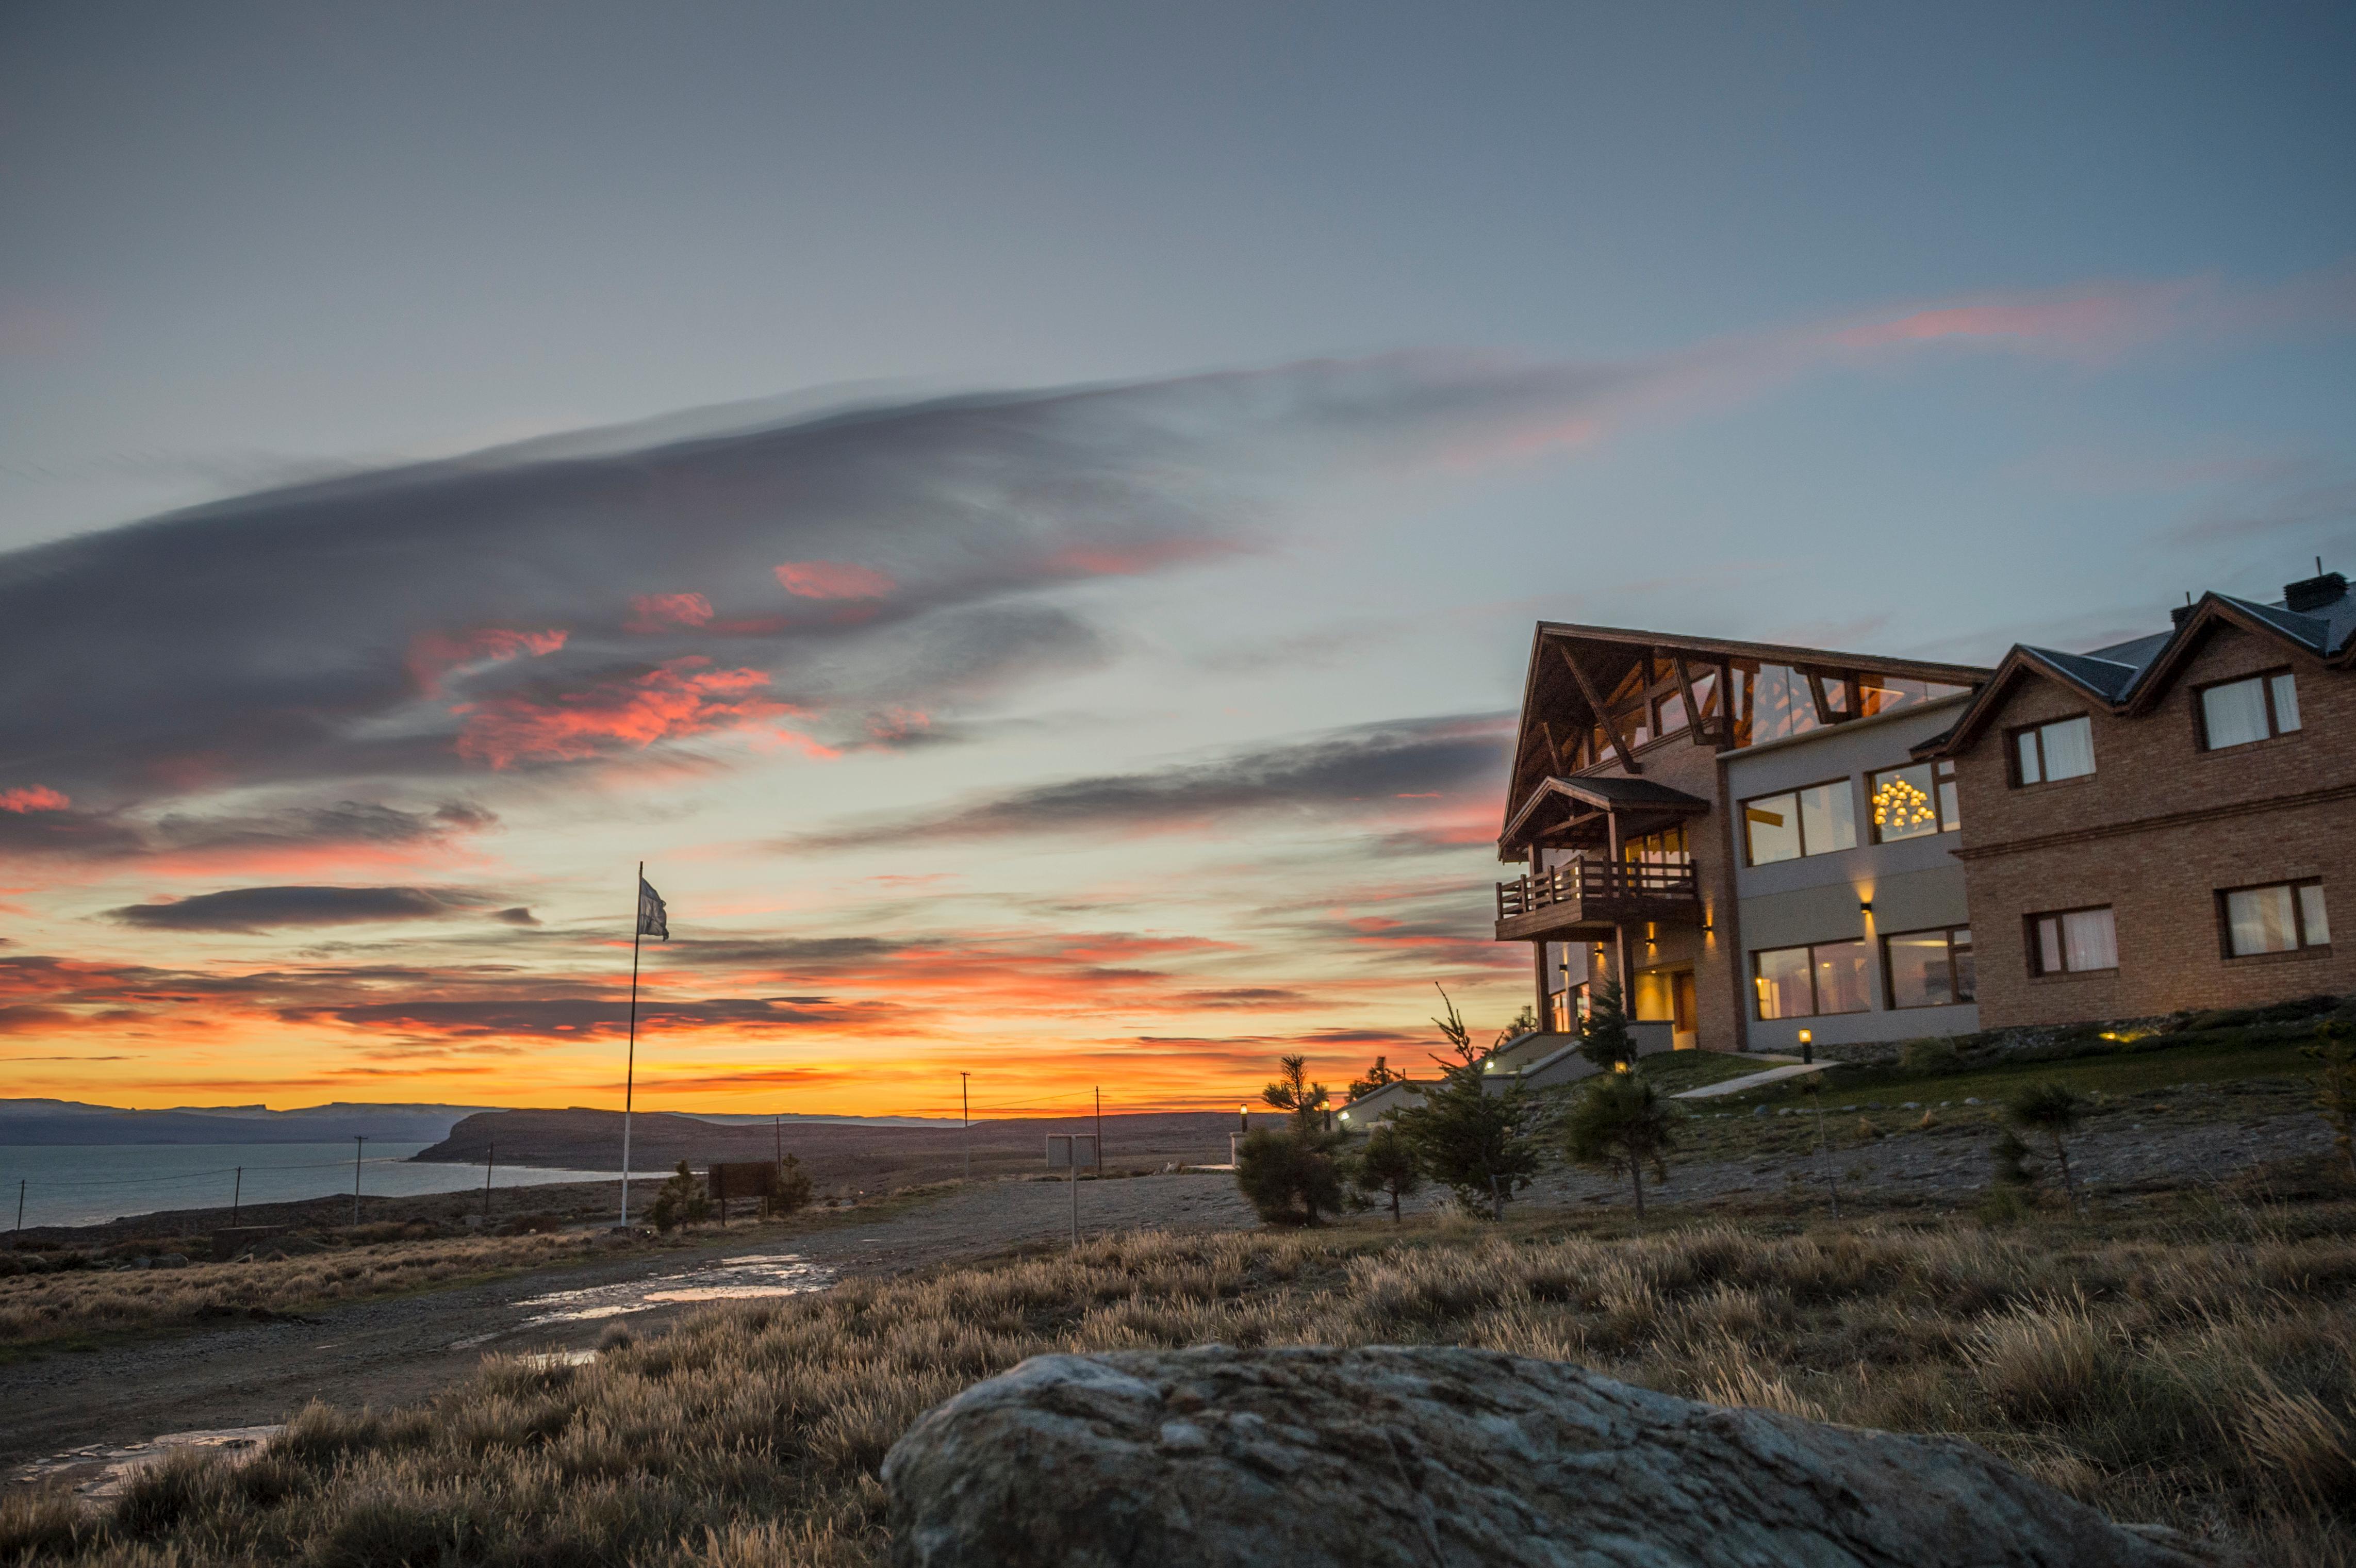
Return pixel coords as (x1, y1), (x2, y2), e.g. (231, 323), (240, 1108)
(1949, 620), (2356, 1026)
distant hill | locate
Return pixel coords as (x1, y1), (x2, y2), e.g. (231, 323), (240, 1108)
(0, 1099), (500, 1146)
(416, 1107), (1254, 1193)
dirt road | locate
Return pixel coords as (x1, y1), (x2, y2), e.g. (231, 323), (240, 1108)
(0, 1172), (1257, 1486)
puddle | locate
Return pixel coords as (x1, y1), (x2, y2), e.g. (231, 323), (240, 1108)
(10, 1425), (284, 1506)
(510, 1252), (834, 1327)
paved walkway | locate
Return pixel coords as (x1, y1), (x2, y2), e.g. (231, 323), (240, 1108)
(1674, 1061), (1830, 1099)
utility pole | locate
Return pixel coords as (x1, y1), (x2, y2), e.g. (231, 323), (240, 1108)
(1094, 1085), (1103, 1175)
(621, 861), (646, 1231)
(352, 1136), (366, 1225)
(483, 1137), (496, 1228)
(1069, 1138), (1080, 1251)
(232, 1167), (242, 1227)
(13, 1178), (23, 1241)
(960, 1071), (971, 1183)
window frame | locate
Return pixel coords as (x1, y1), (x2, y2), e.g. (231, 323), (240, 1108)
(2217, 879), (2330, 958)
(2025, 904), (2119, 977)
(1739, 776), (1859, 867)
(2008, 714), (2097, 788)
(2196, 668), (2302, 752)
(1881, 925), (1975, 1009)
(1751, 937), (1875, 1020)
(1867, 759), (1962, 844)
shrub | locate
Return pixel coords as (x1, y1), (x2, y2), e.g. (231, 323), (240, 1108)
(648, 1162), (712, 1234)
(2007, 1083), (2088, 1214)
(1577, 979), (1635, 1074)
(764, 1154), (816, 1218)
(1233, 1130), (1344, 1226)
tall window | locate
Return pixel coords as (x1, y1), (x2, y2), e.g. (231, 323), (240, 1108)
(1742, 780), (1857, 866)
(2029, 906), (2117, 975)
(1621, 825), (1690, 870)
(2200, 672), (2301, 751)
(2221, 881), (2330, 956)
(1885, 927), (1974, 1008)
(2012, 715), (2095, 786)
(1753, 939), (1872, 1019)
(1868, 761), (1962, 842)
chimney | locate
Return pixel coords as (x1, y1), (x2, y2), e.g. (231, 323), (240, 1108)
(2284, 571), (2348, 614)
(2169, 603), (2195, 628)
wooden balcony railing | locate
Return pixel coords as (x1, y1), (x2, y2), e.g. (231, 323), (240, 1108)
(1496, 859), (1699, 920)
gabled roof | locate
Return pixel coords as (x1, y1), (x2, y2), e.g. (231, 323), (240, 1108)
(1498, 774), (1712, 850)
(1922, 578), (2355, 755)
(1500, 621), (1992, 840)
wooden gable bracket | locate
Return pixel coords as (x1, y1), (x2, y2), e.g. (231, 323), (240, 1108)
(1556, 642), (1640, 774)
(1537, 719), (1567, 776)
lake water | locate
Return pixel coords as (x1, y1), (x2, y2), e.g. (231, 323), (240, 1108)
(0, 1143), (624, 1231)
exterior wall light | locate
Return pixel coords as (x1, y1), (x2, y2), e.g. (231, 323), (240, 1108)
(1858, 899), (1873, 914)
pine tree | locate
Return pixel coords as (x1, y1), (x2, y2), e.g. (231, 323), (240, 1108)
(2006, 1082), (2086, 1215)
(647, 1160), (712, 1233)
(1352, 1124), (1423, 1223)
(1563, 1072), (1680, 1224)
(1394, 1060), (1541, 1220)
(1577, 978), (1635, 1074)
(763, 1153), (815, 1218)
(1261, 1054), (1330, 1134)
(1234, 1127), (1345, 1226)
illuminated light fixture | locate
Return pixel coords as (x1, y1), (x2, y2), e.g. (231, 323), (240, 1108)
(1339, 1111), (1350, 1121)
(1797, 1029), (1813, 1046)
(1858, 898), (1873, 914)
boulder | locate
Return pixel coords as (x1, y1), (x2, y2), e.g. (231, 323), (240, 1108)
(882, 1345), (2225, 1568)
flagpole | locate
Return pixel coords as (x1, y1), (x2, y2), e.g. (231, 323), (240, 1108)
(620, 860), (644, 1230)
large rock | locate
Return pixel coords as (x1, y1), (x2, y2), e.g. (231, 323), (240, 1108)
(882, 1345), (2225, 1567)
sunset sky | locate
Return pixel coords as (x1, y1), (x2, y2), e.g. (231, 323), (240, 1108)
(3, 4), (2352, 1116)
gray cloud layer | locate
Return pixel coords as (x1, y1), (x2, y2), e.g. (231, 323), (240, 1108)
(107, 885), (497, 933)
(785, 712), (1512, 849)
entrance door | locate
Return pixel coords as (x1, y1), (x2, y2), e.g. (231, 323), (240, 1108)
(1672, 970), (1698, 1050)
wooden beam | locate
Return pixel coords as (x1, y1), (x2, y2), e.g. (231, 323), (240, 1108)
(1537, 719), (1566, 777)
(1716, 659), (1737, 749)
(1671, 654), (1707, 747)
(1843, 672), (1864, 721)
(1556, 643), (1640, 774)
(1804, 669), (1842, 727)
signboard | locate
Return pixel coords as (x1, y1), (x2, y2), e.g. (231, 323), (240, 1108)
(1044, 1134), (1099, 1169)
(708, 1161), (780, 1201)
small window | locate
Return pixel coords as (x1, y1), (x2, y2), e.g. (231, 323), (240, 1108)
(1885, 927), (1975, 1008)
(2013, 715), (2095, 786)
(1742, 780), (1858, 866)
(2200, 671), (2302, 751)
(1868, 760), (1962, 842)
(2221, 881), (2330, 956)
(1752, 938), (1873, 1019)
(2028, 906), (2118, 975)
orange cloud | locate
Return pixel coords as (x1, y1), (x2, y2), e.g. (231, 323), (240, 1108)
(453, 657), (819, 769)
(775, 560), (896, 599)
(624, 592), (716, 633)
(407, 626), (569, 696)
(0, 786), (69, 813)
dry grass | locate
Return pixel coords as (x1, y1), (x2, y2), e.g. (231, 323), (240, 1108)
(0, 1232), (619, 1354)
(10, 1207), (2356, 1565)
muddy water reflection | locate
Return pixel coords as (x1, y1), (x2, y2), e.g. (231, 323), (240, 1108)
(514, 1252), (834, 1325)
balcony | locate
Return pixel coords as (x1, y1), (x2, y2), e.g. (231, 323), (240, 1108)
(1494, 859), (1703, 942)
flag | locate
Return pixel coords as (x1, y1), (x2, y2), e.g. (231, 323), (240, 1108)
(637, 876), (669, 940)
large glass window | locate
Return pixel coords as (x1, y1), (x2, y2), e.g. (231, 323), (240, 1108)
(1621, 825), (1690, 866)
(2029, 906), (2118, 975)
(2222, 881), (2330, 956)
(1886, 927), (1975, 1008)
(2200, 672), (2302, 751)
(1742, 780), (1856, 866)
(1753, 939), (1873, 1019)
(1868, 760), (1962, 843)
(2013, 715), (2095, 786)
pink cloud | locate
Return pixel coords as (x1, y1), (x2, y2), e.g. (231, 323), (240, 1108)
(406, 627), (569, 696)
(0, 786), (69, 813)
(452, 656), (826, 769)
(625, 592), (716, 634)
(775, 561), (896, 599)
